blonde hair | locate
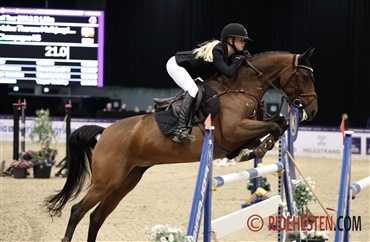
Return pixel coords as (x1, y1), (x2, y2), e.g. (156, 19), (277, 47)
(193, 40), (221, 62)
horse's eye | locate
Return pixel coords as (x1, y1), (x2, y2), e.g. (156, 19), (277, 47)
(302, 74), (309, 81)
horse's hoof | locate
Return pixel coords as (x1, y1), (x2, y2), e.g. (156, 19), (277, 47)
(61, 237), (69, 242)
(235, 149), (250, 162)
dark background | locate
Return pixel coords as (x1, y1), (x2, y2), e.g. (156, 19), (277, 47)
(1, 0), (369, 128)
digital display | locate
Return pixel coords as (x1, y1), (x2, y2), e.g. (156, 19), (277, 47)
(0, 7), (105, 87)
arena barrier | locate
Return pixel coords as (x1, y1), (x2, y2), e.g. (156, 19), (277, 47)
(186, 107), (301, 242)
(335, 131), (370, 242)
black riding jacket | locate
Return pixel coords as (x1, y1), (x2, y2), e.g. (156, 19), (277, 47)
(175, 43), (243, 80)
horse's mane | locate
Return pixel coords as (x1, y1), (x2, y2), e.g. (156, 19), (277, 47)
(249, 51), (291, 61)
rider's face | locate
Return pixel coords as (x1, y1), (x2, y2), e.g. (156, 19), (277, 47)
(234, 37), (246, 51)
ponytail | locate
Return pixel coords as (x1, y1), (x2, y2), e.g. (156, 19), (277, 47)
(193, 40), (220, 62)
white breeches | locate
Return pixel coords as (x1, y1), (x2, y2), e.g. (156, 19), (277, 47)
(166, 56), (198, 98)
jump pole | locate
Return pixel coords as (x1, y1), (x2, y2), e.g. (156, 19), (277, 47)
(335, 131), (370, 242)
(212, 162), (284, 188)
(350, 176), (370, 196)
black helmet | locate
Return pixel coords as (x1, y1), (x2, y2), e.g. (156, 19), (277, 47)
(220, 23), (253, 42)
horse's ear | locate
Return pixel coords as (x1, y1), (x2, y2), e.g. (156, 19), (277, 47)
(299, 47), (315, 66)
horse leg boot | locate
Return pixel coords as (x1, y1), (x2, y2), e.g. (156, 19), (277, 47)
(173, 91), (196, 144)
(253, 136), (275, 159)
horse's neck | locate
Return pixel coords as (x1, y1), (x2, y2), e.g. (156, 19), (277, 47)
(233, 57), (289, 98)
(218, 68), (272, 99)
(206, 54), (290, 99)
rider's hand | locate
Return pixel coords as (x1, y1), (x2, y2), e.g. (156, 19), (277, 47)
(234, 55), (246, 66)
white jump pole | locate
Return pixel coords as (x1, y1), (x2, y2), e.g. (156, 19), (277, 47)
(212, 162), (284, 188)
(350, 176), (370, 196)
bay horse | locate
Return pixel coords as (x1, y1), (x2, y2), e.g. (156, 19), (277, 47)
(44, 47), (318, 242)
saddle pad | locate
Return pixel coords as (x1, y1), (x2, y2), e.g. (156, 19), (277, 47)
(154, 85), (220, 135)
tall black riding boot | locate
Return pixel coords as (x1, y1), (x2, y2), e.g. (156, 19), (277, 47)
(173, 91), (197, 144)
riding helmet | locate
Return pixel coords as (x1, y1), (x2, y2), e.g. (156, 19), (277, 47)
(220, 23), (253, 42)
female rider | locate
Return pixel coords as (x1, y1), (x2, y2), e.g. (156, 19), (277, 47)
(166, 23), (253, 143)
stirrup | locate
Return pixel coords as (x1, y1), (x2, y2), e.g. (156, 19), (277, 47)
(173, 128), (196, 144)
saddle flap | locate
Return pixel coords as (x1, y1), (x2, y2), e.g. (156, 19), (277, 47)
(153, 90), (184, 111)
(171, 85), (204, 118)
(153, 84), (220, 135)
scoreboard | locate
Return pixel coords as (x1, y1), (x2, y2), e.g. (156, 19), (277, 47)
(0, 7), (105, 87)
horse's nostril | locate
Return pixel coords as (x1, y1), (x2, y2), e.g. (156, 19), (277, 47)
(311, 109), (317, 117)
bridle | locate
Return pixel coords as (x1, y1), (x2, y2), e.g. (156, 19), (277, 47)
(246, 54), (318, 113)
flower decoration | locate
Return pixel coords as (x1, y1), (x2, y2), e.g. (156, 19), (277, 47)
(31, 157), (56, 169)
(301, 229), (329, 241)
(10, 159), (33, 168)
(145, 224), (191, 242)
(21, 148), (57, 169)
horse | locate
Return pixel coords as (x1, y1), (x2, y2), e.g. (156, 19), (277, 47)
(44, 47), (318, 242)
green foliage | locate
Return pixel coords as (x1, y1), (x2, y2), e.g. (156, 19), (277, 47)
(247, 177), (271, 193)
(29, 109), (55, 147)
(292, 176), (317, 215)
(27, 109), (58, 168)
(29, 109), (56, 160)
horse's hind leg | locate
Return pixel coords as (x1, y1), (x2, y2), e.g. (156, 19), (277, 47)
(87, 166), (150, 242)
(62, 183), (114, 242)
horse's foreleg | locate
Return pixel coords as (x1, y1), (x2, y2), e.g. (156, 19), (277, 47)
(224, 119), (284, 159)
(251, 118), (287, 158)
(87, 166), (150, 242)
(263, 116), (289, 133)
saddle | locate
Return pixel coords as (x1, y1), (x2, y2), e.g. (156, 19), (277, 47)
(153, 84), (220, 135)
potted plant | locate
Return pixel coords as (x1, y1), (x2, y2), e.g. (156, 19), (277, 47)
(290, 176), (329, 242)
(10, 157), (33, 179)
(292, 176), (316, 216)
(29, 109), (57, 178)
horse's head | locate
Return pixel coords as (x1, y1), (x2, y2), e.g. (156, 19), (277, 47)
(279, 47), (318, 121)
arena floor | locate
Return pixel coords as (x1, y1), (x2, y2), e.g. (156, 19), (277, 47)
(0, 141), (369, 242)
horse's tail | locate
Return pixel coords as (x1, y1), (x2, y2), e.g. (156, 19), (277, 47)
(44, 125), (105, 217)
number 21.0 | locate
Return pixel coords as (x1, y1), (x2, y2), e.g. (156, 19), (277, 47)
(45, 46), (68, 57)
